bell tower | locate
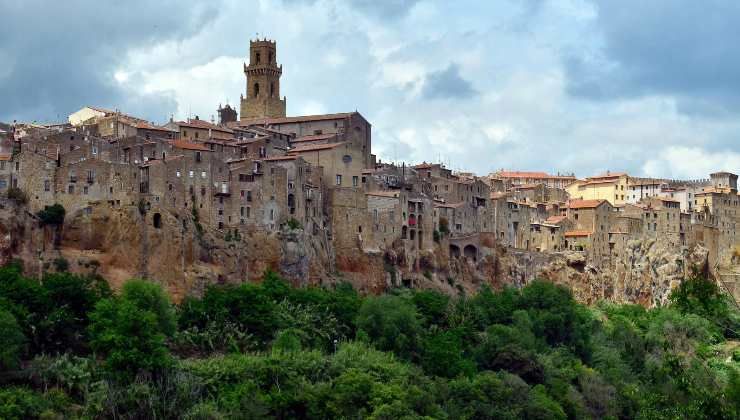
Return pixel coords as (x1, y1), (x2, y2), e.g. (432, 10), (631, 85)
(239, 39), (287, 121)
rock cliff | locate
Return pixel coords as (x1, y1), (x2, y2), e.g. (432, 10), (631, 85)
(0, 200), (726, 307)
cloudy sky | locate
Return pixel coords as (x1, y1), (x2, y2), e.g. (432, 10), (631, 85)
(1, 0), (739, 178)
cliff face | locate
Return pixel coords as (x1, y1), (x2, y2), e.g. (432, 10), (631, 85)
(0, 201), (720, 307)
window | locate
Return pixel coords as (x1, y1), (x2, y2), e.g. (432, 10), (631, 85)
(256, 52), (261, 64)
(246, 207), (251, 217)
(83, 186), (88, 195)
(352, 176), (358, 187)
(313, 129), (323, 135)
(270, 209), (274, 220)
(246, 191), (252, 202)
(254, 82), (260, 97)
(176, 171), (181, 177)
(336, 174), (342, 186)
(68, 185), (74, 194)
(195, 151), (201, 162)
(44, 180), (50, 192)
(189, 171), (194, 178)
(92, 145), (98, 155)
(201, 171), (207, 179)
(241, 190), (245, 198)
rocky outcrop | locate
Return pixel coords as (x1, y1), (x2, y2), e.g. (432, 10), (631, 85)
(0, 200), (725, 308)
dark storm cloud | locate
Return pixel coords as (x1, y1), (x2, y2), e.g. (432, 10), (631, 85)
(566, 1), (740, 114)
(0, 1), (217, 122)
(421, 64), (477, 100)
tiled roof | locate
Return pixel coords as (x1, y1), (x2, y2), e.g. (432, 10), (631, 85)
(434, 201), (465, 209)
(495, 170), (576, 179)
(490, 192), (509, 199)
(262, 155), (298, 162)
(292, 133), (337, 143)
(177, 119), (234, 133)
(413, 163), (434, 169)
(366, 191), (400, 198)
(0, 153), (11, 161)
(134, 121), (177, 132)
(545, 215), (567, 224)
(590, 172), (627, 179)
(568, 199), (606, 209)
(564, 230), (593, 237)
(242, 112), (356, 126)
(288, 142), (346, 153)
(169, 140), (210, 151)
(581, 179), (618, 186)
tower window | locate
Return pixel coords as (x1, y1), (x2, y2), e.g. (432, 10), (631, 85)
(254, 82), (260, 97)
(269, 52), (273, 63)
(256, 52), (261, 64)
(270, 82), (275, 98)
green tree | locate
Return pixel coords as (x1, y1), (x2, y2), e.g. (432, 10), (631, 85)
(356, 295), (421, 359)
(421, 329), (473, 378)
(89, 280), (173, 379)
(412, 289), (450, 327)
(36, 204), (66, 225)
(0, 309), (25, 370)
(120, 279), (176, 336)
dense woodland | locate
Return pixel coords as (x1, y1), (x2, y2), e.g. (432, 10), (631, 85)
(0, 261), (739, 419)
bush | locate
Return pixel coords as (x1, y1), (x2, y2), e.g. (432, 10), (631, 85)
(6, 187), (27, 204)
(0, 309), (25, 370)
(89, 280), (174, 379)
(52, 257), (69, 272)
(37, 203), (65, 225)
(356, 295), (421, 360)
(286, 218), (302, 230)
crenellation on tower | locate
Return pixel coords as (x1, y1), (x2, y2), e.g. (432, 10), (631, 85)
(240, 39), (286, 121)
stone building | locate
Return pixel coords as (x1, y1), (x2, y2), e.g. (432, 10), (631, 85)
(239, 39), (286, 120)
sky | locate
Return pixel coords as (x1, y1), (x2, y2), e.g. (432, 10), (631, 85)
(1, 0), (739, 179)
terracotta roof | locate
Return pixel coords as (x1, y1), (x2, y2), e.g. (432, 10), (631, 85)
(292, 133), (337, 143)
(413, 163), (434, 169)
(0, 153), (11, 161)
(590, 172), (627, 179)
(495, 170), (576, 180)
(242, 112), (356, 126)
(564, 230), (593, 237)
(434, 201), (465, 209)
(366, 191), (400, 198)
(568, 199), (606, 209)
(515, 183), (540, 189)
(169, 140), (210, 151)
(176, 119), (233, 133)
(545, 215), (567, 224)
(582, 179), (617, 186)
(490, 192), (510, 199)
(262, 155), (298, 162)
(134, 121), (177, 132)
(288, 142), (346, 153)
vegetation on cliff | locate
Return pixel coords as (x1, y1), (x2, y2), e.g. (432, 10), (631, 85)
(0, 261), (738, 419)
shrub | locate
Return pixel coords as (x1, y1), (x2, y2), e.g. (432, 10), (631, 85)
(0, 309), (25, 370)
(286, 218), (302, 230)
(356, 295), (421, 360)
(52, 257), (69, 272)
(37, 203), (65, 225)
(6, 187), (27, 204)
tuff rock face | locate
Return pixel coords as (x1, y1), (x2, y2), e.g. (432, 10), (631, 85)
(0, 200), (724, 307)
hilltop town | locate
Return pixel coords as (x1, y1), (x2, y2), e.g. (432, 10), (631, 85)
(0, 40), (738, 305)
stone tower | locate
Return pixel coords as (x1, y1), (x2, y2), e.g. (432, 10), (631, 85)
(239, 39), (287, 121)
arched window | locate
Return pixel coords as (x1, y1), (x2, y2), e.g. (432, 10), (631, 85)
(268, 52), (273, 63)
(270, 82), (275, 97)
(254, 83), (260, 97)
(255, 52), (261, 64)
